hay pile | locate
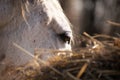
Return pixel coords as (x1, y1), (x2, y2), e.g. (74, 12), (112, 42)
(5, 33), (120, 80)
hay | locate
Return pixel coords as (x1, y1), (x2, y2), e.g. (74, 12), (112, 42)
(4, 33), (120, 80)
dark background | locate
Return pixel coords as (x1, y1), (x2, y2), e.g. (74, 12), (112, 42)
(59, 0), (120, 36)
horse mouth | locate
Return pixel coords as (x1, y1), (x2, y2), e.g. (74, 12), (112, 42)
(58, 31), (72, 44)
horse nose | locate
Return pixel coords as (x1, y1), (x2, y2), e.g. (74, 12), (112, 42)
(58, 31), (72, 44)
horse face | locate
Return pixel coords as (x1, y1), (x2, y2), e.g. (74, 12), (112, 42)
(0, 0), (73, 66)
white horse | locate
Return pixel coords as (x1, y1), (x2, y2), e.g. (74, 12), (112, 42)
(0, 0), (72, 77)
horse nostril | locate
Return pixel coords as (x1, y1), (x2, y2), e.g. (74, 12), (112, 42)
(58, 32), (72, 44)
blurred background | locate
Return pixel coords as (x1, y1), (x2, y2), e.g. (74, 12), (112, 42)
(59, 0), (120, 36)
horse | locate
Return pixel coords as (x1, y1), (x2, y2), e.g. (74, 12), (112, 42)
(0, 0), (73, 79)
